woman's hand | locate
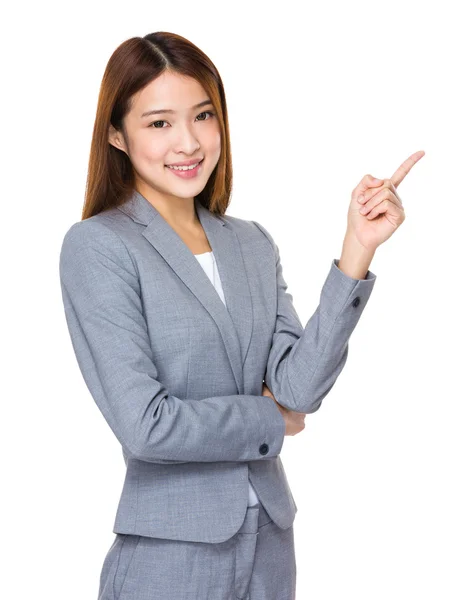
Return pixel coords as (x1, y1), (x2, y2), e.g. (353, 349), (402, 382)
(347, 150), (425, 252)
(262, 382), (306, 436)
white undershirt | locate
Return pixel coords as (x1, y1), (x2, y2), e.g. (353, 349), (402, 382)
(194, 251), (260, 506)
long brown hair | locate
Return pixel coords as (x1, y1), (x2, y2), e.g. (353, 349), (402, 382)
(81, 32), (233, 220)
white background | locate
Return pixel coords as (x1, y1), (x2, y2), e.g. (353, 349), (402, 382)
(2, 1), (453, 598)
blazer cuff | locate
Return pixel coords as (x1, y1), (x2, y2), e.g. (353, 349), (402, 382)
(324, 258), (377, 317)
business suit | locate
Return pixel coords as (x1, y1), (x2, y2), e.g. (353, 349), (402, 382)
(59, 189), (376, 597)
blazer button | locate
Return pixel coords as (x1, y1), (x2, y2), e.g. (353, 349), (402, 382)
(352, 296), (361, 308)
(259, 443), (269, 455)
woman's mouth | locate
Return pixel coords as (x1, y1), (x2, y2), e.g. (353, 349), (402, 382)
(165, 158), (204, 179)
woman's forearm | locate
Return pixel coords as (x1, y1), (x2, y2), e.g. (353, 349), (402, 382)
(338, 230), (376, 280)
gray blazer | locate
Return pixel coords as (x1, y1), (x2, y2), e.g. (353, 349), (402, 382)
(59, 190), (376, 544)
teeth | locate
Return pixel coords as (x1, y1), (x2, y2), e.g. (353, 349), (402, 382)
(167, 161), (201, 171)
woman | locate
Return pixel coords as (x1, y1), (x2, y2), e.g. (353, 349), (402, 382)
(59, 31), (424, 600)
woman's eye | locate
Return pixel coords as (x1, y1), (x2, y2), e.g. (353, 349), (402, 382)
(195, 111), (215, 121)
(148, 120), (168, 129)
(148, 111), (215, 129)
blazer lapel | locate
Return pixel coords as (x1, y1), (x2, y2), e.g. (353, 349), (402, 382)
(117, 190), (253, 395)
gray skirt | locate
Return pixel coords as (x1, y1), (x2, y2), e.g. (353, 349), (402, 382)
(98, 499), (297, 600)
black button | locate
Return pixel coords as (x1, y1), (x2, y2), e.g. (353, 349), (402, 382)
(259, 443), (269, 455)
(352, 296), (361, 308)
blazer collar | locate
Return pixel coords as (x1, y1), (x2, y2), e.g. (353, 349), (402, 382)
(117, 190), (253, 395)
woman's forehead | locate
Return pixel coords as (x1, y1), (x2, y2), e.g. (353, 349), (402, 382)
(131, 72), (208, 115)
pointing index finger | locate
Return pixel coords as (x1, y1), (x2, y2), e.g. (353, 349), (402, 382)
(391, 150), (425, 187)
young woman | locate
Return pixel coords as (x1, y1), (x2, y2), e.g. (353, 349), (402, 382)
(59, 31), (424, 600)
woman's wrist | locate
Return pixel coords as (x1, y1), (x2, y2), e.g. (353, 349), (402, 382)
(338, 230), (375, 280)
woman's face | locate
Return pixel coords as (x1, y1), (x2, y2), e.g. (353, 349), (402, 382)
(109, 71), (222, 205)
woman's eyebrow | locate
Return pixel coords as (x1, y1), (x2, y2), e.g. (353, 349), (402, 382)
(141, 99), (213, 119)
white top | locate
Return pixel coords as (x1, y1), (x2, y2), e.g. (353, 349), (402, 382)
(194, 251), (260, 507)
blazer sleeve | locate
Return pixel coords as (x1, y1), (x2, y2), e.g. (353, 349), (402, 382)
(59, 220), (285, 464)
(251, 220), (377, 414)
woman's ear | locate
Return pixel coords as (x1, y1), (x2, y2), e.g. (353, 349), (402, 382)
(108, 124), (129, 156)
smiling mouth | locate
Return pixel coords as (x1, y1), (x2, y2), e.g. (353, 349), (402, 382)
(165, 158), (204, 170)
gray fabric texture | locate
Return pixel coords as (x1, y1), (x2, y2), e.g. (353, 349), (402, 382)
(59, 189), (376, 543)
